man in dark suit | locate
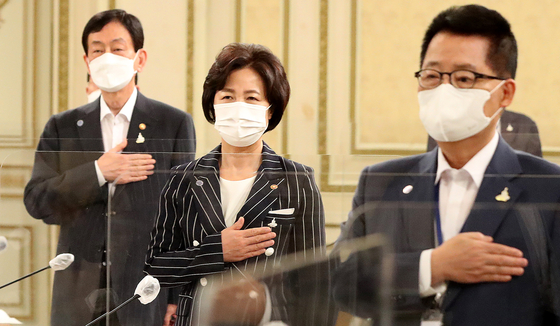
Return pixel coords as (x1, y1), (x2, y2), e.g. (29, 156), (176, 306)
(23, 10), (195, 326)
(334, 5), (560, 326)
(427, 110), (543, 157)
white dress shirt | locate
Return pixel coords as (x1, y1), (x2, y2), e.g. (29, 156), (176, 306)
(419, 131), (500, 297)
(94, 88), (138, 188)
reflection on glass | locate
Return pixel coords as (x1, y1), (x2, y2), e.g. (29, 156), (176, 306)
(23, 136), (194, 325)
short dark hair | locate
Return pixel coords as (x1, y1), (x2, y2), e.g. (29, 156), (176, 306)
(420, 5), (517, 78)
(82, 9), (144, 54)
(202, 43), (290, 132)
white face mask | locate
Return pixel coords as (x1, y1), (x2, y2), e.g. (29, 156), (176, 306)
(418, 81), (505, 142)
(214, 102), (270, 147)
(88, 52), (138, 93)
(87, 89), (102, 103)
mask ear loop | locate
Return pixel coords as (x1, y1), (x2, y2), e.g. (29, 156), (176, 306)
(132, 50), (140, 75)
(489, 106), (504, 121)
(489, 79), (507, 95)
(488, 80), (508, 120)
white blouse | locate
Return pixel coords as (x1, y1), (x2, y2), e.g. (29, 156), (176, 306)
(219, 175), (256, 227)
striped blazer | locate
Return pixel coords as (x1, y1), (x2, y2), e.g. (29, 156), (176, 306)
(145, 142), (327, 325)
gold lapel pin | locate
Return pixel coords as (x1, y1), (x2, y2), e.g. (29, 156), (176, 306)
(495, 187), (510, 202)
(136, 132), (145, 144)
(270, 184), (278, 190)
(139, 123), (146, 130)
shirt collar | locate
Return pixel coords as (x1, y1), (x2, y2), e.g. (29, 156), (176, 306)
(99, 87), (138, 122)
(435, 131), (500, 188)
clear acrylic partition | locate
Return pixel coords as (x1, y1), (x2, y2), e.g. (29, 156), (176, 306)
(0, 144), (108, 326)
(191, 233), (393, 326)
(106, 138), (195, 326)
(3, 135), (560, 325)
(109, 148), (398, 326)
(104, 142), (560, 326)
(0, 147), (42, 326)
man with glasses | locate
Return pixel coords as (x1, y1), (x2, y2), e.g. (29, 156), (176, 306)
(334, 5), (560, 325)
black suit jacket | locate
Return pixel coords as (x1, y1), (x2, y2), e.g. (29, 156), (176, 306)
(427, 110), (543, 157)
(24, 92), (196, 326)
(145, 142), (328, 326)
(334, 137), (560, 325)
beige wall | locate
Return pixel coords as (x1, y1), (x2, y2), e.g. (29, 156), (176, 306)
(0, 0), (55, 324)
(2, 0), (560, 324)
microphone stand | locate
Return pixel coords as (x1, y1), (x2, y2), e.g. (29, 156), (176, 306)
(85, 294), (141, 326)
(0, 266), (51, 290)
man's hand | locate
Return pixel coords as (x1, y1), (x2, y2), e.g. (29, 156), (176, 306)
(163, 304), (177, 326)
(431, 232), (528, 285)
(221, 217), (276, 262)
(97, 140), (156, 184)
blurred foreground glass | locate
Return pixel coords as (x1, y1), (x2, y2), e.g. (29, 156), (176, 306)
(189, 233), (393, 326)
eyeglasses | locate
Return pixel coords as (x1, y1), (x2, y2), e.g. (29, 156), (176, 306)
(414, 69), (506, 89)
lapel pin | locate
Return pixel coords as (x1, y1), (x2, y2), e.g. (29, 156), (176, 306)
(77, 120), (84, 127)
(270, 184), (278, 190)
(139, 123), (146, 130)
(195, 180), (203, 186)
(268, 218), (277, 228)
(136, 132), (145, 144)
(402, 185), (413, 194)
(495, 187), (510, 202)
(506, 123), (513, 132)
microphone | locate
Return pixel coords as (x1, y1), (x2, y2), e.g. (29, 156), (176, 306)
(0, 309), (21, 324)
(0, 253), (74, 290)
(0, 236), (7, 252)
(85, 275), (160, 326)
(49, 253), (75, 271)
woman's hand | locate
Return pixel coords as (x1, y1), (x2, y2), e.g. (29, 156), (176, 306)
(221, 217), (276, 262)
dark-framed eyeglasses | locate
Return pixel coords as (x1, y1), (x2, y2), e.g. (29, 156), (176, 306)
(414, 69), (506, 89)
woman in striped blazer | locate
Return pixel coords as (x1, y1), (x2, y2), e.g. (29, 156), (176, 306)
(145, 43), (327, 326)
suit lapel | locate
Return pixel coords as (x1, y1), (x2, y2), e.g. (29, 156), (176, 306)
(443, 137), (523, 309)
(461, 177), (521, 236)
(189, 142), (286, 235)
(76, 101), (104, 152)
(240, 143), (285, 229)
(398, 150), (438, 251)
(113, 93), (158, 199)
(123, 92), (158, 153)
(462, 137), (523, 237)
(190, 147), (226, 234)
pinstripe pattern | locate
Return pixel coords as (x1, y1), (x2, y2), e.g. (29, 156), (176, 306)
(145, 142), (326, 325)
